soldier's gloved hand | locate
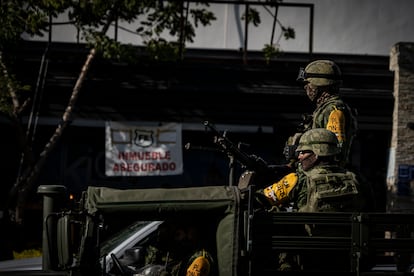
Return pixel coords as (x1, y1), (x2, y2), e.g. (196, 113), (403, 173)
(283, 133), (303, 161)
(283, 144), (297, 161)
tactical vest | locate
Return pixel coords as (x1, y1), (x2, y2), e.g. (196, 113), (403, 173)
(300, 168), (361, 212)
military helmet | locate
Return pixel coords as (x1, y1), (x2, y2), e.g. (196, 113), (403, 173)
(296, 128), (340, 156)
(297, 60), (342, 86)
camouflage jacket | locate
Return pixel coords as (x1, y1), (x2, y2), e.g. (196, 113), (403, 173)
(289, 164), (364, 212)
(306, 95), (358, 167)
(284, 95), (357, 167)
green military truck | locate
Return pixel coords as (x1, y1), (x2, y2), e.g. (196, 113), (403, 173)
(1, 182), (412, 276)
(1, 122), (414, 276)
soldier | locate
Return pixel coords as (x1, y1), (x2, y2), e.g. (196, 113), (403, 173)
(284, 59), (358, 168)
(259, 128), (368, 213)
(139, 219), (216, 276)
(257, 128), (374, 271)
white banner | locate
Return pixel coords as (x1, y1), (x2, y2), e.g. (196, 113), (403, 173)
(105, 122), (183, 176)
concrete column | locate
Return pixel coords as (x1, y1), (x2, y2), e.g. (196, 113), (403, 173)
(387, 42), (414, 212)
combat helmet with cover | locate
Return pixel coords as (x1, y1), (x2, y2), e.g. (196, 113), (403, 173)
(296, 128), (340, 156)
(297, 59), (342, 87)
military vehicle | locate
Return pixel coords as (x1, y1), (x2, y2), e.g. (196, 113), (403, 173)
(1, 122), (414, 276)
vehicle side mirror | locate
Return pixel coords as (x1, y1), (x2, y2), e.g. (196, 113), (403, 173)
(56, 215), (73, 269)
(123, 246), (146, 267)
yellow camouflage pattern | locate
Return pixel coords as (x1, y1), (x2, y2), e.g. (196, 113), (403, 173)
(186, 255), (210, 276)
(326, 106), (346, 144)
(263, 172), (298, 205)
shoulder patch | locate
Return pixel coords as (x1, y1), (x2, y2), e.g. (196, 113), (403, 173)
(326, 107), (346, 143)
(186, 255), (211, 276)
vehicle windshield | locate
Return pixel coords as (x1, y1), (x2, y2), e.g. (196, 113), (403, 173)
(99, 220), (154, 257)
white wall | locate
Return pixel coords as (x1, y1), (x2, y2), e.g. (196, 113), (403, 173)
(287, 0), (414, 56)
(28, 0), (414, 56)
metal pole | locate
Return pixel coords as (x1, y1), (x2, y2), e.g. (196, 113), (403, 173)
(243, 3), (249, 65)
(37, 185), (66, 271)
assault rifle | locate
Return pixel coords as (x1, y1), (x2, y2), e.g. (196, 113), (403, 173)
(204, 121), (293, 188)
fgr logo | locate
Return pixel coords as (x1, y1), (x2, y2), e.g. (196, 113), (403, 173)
(134, 129), (154, 147)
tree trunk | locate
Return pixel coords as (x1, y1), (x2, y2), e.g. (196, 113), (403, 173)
(9, 48), (97, 223)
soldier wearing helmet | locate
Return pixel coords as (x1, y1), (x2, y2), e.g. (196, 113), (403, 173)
(294, 128), (364, 212)
(297, 59), (342, 90)
(284, 60), (357, 168)
(259, 128), (365, 212)
(295, 127), (340, 172)
(258, 128), (370, 271)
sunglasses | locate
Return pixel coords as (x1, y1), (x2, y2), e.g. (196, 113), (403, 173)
(297, 150), (313, 155)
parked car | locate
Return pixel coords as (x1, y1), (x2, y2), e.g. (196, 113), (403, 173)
(0, 256), (42, 272)
(0, 220), (162, 273)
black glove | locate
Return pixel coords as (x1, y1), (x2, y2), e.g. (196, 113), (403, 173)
(283, 144), (297, 161)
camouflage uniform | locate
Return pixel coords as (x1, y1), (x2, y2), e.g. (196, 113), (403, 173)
(303, 94), (357, 168)
(290, 164), (363, 213)
(259, 128), (367, 271)
(285, 60), (357, 168)
(259, 154), (365, 213)
(142, 220), (216, 276)
(261, 129), (365, 212)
